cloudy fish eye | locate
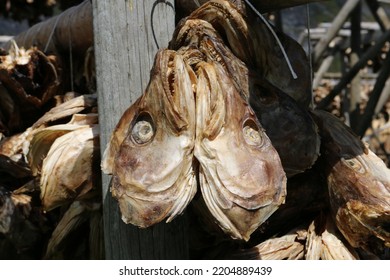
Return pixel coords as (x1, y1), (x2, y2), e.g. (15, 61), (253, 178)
(131, 113), (155, 145)
(243, 119), (263, 146)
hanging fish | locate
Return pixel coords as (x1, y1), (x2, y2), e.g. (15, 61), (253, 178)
(194, 61), (286, 240)
(312, 109), (390, 256)
(102, 49), (198, 227)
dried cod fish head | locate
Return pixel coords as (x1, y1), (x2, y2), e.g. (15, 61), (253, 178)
(40, 125), (100, 211)
(312, 110), (390, 254)
(194, 61), (286, 241)
(102, 49), (198, 227)
(0, 45), (61, 108)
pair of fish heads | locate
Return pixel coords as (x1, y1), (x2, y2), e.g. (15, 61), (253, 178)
(102, 49), (286, 241)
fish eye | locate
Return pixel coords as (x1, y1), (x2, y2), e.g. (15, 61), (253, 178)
(341, 157), (365, 174)
(254, 85), (278, 105)
(131, 113), (155, 145)
(242, 119), (263, 146)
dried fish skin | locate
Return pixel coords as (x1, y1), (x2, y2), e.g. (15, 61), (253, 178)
(233, 227), (306, 260)
(170, 17), (221, 52)
(31, 94), (97, 129)
(255, 229), (306, 260)
(249, 78), (320, 177)
(194, 62), (286, 241)
(40, 125), (100, 211)
(27, 124), (91, 177)
(105, 50), (197, 227)
(189, 0), (251, 65)
(0, 93), (97, 171)
(0, 128), (33, 174)
(312, 109), (390, 253)
(320, 216), (359, 260)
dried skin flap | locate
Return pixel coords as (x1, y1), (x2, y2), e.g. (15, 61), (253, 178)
(312, 110), (390, 251)
(28, 124), (91, 177)
(320, 216), (359, 260)
(40, 125), (99, 211)
(45, 200), (100, 259)
(255, 230), (305, 260)
(105, 50), (197, 227)
(194, 62), (286, 240)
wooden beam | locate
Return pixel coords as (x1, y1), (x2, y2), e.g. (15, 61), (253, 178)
(313, 0), (360, 64)
(349, 1), (362, 131)
(316, 28), (390, 110)
(375, 77), (390, 114)
(4, 0), (93, 56)
(93, 0), (189, 259)
(365, 0), (390, 30)
(313, 50), (336, 89)
(357, 50), (390, 136)
(313, 38), (343, 89)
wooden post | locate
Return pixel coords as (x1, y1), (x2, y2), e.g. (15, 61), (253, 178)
(349, 1), (362, 131)
(313, 0), (360, 64)
(92, 0), (189, 259)
(313, 38), (343, 89)
(357, 50), (390, 136)
(365, 0), (390, 30)
(317, 29), (390, 110)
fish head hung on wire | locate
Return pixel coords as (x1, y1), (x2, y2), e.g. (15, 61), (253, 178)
(102, 49), (198, 227)
(193, 61), (286, 241)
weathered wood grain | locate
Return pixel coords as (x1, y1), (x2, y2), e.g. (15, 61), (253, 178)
(93, 0), (189, 259)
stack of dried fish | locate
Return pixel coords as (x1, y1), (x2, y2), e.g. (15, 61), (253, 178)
(0, 43), (102, 259)
(103, 0), (390, 259)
